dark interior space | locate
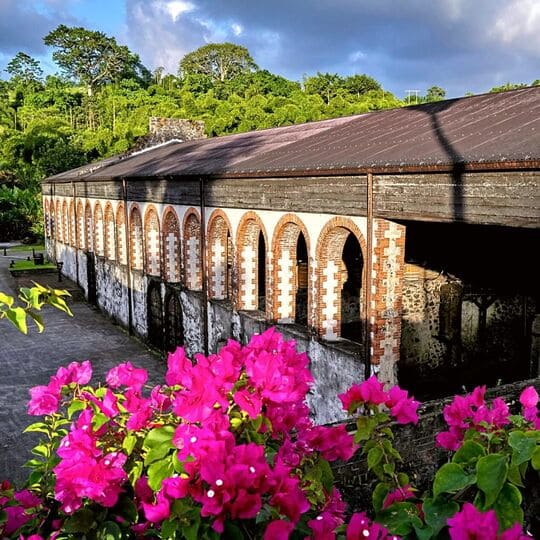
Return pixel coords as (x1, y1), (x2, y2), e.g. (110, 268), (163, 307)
(295, 232), (308, 325)
(399, 221), (539, 400)
(341, 233), (363, 342)
(258, 231), (266, 312)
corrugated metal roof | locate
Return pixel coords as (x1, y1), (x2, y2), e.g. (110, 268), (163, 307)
(45, 87), (540, 183)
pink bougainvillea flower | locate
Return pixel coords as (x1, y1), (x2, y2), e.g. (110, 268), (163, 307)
(499, 523), (532, 540)
(2, 506), (32, 536)
(302, 424), (358, 462)
(346, 512), (398, 539)
(106, 362), (147, 391)
(339, 375), (388, 412)
(519, 386), (538, 409)
(165, 346), (193, 387)
(27, 385), (59, 416)
(447, 503), (499, 539)
(339, 383), (364, 413)
(385, 386), (420, 425)
(307, 510), (340, 539)
(269, 461), (310, 523)
(14, 489), (41, 509)
(263, 519), (295, 540)
(233, 388), (263, 419)
(142, 490), (170, 523)
(382, 484), (415, 509)
(67, 360), (93, 385)
(82, 388), (119, 419)
(436, 427), (464, 451)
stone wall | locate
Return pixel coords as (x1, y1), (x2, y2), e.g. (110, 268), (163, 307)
(332, 378), (540, 534)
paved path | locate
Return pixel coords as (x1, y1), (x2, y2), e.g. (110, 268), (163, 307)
(0, 249), (166, 485)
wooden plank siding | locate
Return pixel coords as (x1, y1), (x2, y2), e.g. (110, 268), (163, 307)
(42, 170), (539, 228)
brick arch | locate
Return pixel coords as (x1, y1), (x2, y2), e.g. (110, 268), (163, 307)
(144, 204), (161, 276)
(162, 206), (181, 283)
(315, 217), (367, 341)
(183, 208), (201, 290)
(93, 202), (104, 256)
(85, 201), (93, 251)
(76, 200), (84, 249)
(236, 211), (269, 312)
(68, 200), (75, 246)
(49, 199), (56, 239)
(104, 202), (116, 260)
(43, 199), (50, 238)
(207, 209), (234, 300)
(116, 202), (127, 265)
(271, 213), (311, 323)
(55, 200), (62, 242)
(129, 204), (144, 270)
(62, 200), (69, 244)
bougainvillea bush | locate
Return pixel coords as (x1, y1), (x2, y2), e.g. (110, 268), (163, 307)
(0, 328), (538, 539)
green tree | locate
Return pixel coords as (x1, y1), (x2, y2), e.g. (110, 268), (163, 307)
(179, 42), (258, 83)
(343, 74), (381, 97)
(5, 52), (43, 85)
(303, 72), (344, 105)
(489, 82), (528, 93)
(44, 25), (148, 97)
(425, 85), (446, 102)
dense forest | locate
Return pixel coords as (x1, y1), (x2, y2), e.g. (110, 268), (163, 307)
(0, 26), (538, 240)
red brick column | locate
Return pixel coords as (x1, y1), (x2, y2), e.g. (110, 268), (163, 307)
(93, 202), (104, 256)
(162, 206), (181, 282)
(207, 210), (233, 300)
(104, 202), (116, 261)
(129, 205), (144, 270)
(116, 202), (127, 265)
(85, 201), (93, 252)
(183, 208), (202, 290)
(370, 219), (406, 384)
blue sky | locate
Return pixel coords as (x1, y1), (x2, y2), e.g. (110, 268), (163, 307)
(1, 0), (539, 98)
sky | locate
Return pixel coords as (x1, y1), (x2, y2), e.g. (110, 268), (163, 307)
(0, 0), (539, 98)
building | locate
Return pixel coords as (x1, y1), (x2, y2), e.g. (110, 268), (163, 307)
(42, 88), (540, 424)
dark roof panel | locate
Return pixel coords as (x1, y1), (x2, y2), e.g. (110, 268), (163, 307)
(45, 87), (540, 183)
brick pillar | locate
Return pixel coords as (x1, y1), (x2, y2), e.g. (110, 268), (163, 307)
(105, 203), (116, 260)
(208, 214), (230, 300)
(116, 203), (127, 265)
(370, 219), (406, 385)
(163, 207), (180, 282)
(76, 201), (84, 249)
(85, 202), (93, 251)
(144, 207), (161, 276)
(94, 203), (104, 256)
(129, 206), (143, 270)
(184, 211), (202, 290)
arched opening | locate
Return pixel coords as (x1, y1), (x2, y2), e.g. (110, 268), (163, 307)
(85, 202), (93, 251)
(316, 219), (366, 342)
(258, 231), (266, 311)
(165, 292), (184, 352)
(104, 203), (116, 261)
(340, 233), (363, 342)
(295, 232), (308, 325)
(147, 280), (163, 349)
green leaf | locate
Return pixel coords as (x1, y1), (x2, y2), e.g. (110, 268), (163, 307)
(63, 508), (96, 533)
(147, 457), (175, 491)
(422, 496), (460, 536)
(161, 519), (179, 539)
(67, 399), (87, 419)
(355, 415), (377, 442)
(477, 454), (508, 507)
(143, 425), (175, 450)
(433, 463), (476, 497)
(0, 509), (7, 525)
(319, 458), (334, 493)
(453, 440), (486, 465)
(6, 306), (28, 333)
(0, 291), (14, 307)
(376, 501), (421, 536)
(532, 447), (540, 471)
(493, 483), (523, 531)
(31, 443), (50, 458)
(507, 465), (525, 488)
(26, 310), (44, 332)
(24, 422), (50, 434)
(96, 521), (122, 540)
(128, 460), (143, 486)
(92, 412), (110, 431)
(122, 433), (137, 456)
(367, 446), (384, 470)
(182, 516), (201, 540)
(372, 483), (390, 513)
(508, 431), (537, 467)
(413, 524), (435, 540)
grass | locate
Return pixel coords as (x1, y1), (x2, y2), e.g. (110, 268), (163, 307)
(9, 243), (46, 253)
(9, 259), (56, 271)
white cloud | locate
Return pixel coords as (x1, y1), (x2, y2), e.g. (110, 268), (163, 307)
(231, 22), (243, 36)
(162, 0), (195, 22)
(349, 50), (366, 63)
(492, 0), (540, 53)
